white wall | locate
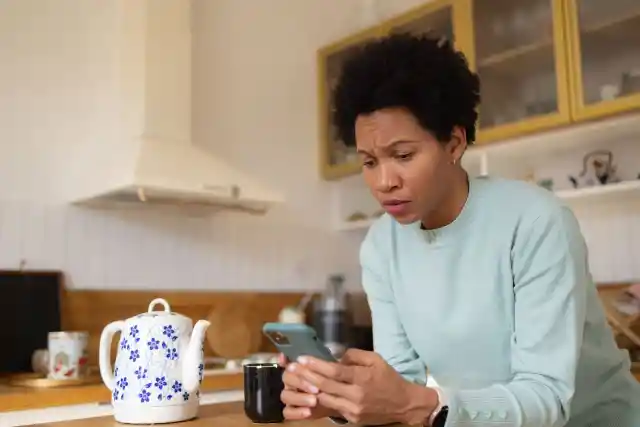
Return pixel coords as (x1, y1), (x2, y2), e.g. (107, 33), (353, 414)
(0, 0), (418, 290)
(0, 0), (637, 291)
(0, 0), (123, 203)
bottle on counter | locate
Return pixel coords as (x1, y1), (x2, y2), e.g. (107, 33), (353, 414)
(313, 274), (352, 359)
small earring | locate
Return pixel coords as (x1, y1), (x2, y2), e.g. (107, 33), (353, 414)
(452, 158), (457, 166)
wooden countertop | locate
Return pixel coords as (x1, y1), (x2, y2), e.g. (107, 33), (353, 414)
(0, 371), (243, 413)
(15, 374), (640, 426)
(3, 367), (637, 414)
(34, 401), (351, 427)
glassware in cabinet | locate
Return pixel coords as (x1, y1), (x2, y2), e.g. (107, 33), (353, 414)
(566, 0), (640, 120)
(470, 0), (571, 143)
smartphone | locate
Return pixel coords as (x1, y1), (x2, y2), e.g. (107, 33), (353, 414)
(262, 322), (337, 363)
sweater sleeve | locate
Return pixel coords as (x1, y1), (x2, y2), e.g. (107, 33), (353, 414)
(442, 205), (589, 427)
(360, 225), (427, 385)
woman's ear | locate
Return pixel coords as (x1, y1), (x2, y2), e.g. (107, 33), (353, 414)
(448, 126), (468, 165)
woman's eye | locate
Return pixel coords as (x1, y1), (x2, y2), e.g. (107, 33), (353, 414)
(362, 159), (375, 168)
(395, 152), (413, 161)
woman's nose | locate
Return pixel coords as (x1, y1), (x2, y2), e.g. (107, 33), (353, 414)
(374, 166), (400, 193)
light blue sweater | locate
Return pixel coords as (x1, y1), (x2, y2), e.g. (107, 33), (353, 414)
(360, 176), (640, 427)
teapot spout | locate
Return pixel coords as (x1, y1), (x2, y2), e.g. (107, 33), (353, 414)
(182, 319), (210, 393)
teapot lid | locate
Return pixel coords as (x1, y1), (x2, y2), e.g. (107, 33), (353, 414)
(137, 298), (185, 320)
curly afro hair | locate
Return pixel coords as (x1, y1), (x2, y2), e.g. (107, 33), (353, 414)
(332, 33), (480, 147)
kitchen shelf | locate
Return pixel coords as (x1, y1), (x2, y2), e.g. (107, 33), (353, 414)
(555, 180), (640, 200)
(335, 180), (640, 232)
(463, 111), (640, 171)
(336, 218), (377, 231)
(332, 112), (640, 233)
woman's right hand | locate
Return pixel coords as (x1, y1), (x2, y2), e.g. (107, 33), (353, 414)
(278, 353), (338, 420)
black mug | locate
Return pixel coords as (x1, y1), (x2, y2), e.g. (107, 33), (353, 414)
(244, 363), (285, 423)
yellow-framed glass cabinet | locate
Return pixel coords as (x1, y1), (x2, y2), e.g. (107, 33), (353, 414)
(317, 26), (385, 181)
(318, 0), (473, 181)
(565, 0), (640, 121)
(465, 0), (572, 144)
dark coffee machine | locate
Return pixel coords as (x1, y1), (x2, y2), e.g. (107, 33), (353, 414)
(313, 274), (352, 358)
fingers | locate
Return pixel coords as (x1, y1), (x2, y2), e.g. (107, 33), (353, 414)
(317, 392), (361, 418)
(283, 406), (312, 420)
(280, 362), (318, 423)
(298, 356), (355, 384)
(277, 353), (288, 367)
(292, 363), (357, 399)
(282, 366), (319, 394)
(339, 348), (377, 366)
(290, 362), (362, 405)
(280, 389), (317, 408)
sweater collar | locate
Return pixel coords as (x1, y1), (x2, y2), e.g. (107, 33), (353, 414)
(407, 175), (483, 246)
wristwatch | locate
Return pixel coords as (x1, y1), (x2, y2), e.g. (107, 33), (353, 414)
(431, 406), (449, 427)
(427, 388), (448, 427)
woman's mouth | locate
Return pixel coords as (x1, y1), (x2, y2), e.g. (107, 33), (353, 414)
(382, 200), (410, 216)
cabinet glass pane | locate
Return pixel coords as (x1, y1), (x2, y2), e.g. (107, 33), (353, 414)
(324, 42), (370, 167)
(389, 6), (454, 44)
(576, 0), (640, 105)
(473, 0), (558, 128)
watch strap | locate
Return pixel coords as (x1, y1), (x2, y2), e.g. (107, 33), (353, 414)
(432, 406), (449, 427)
(329, 416), (349, 425)
(427, 387), (448, 427)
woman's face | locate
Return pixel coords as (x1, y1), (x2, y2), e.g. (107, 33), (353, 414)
(355, 108), (465, 224)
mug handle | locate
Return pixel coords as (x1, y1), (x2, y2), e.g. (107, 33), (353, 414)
(99, 320), (125, 391)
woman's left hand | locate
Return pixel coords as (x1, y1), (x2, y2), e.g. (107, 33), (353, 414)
(291, 349), (438, 425)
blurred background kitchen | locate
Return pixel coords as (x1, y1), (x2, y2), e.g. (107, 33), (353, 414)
(1, 0), (640, 425)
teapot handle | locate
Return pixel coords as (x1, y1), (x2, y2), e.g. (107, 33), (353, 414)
(99, 320), (125, 391)
(148, 298), (171, 313)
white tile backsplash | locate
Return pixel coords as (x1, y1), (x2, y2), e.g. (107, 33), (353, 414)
(0, 201), (363, 291)
(1, 194), (638, 291)
(570, 198), (640, 283)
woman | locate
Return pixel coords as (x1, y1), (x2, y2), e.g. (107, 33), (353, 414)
(280, 33), (640, 426)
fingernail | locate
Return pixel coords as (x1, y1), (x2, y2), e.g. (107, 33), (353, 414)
(307, 395), (317, 406)
(307, 383), (319, 394)
(287, 363), (297, 372)
(297, 356), (309, 365)
(301, 408), (311, 417)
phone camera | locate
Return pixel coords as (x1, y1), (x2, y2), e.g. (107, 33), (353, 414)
(268, 331), (290, 345)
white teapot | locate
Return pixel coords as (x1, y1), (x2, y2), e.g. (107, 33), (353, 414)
(99, 298), (211, 424)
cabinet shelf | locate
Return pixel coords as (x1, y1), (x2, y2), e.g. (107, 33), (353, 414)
(581, 8), (640, 35)
(477, 39), (553, 68)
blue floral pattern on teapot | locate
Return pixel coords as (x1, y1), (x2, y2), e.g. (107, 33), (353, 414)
(99, 298), (210, 408)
